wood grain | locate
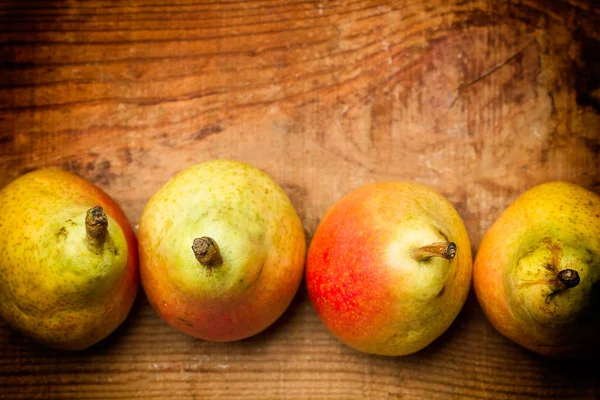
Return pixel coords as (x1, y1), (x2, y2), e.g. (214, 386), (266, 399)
(1, 0), (599, 398)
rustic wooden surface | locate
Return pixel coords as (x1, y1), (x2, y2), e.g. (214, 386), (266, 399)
(1, 0), (600, 398)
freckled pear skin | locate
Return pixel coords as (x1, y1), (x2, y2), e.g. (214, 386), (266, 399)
(474, 182), (600, 358)
(138, 160), (306, 342)
(306, 182), (472, 356)
(0, 169), (139, 350)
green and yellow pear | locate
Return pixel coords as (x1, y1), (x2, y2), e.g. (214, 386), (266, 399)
(0, 169), (138, 350)
(138, 160), (306, 341)
(474, 182), (600, 357)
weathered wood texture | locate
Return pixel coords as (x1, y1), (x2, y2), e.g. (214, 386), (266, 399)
(1, 0), (599, 398)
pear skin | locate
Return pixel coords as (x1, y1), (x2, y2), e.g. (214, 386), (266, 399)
(306, 182), (472, 356)
(474, 181), (600, 358)
(0, 169), (138, 350)
(138, 160), (306, 342)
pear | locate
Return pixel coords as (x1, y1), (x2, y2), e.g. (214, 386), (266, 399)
(138, 160), (306, 342)
(0, 169), (138, 350)
(474, 181), (600, 357)
(306, 182), (472, 356)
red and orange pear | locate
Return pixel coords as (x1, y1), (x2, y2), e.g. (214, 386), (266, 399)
(306, 182), (472, 356)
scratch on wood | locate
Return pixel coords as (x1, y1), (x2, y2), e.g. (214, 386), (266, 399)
(450, 38), (537, 109)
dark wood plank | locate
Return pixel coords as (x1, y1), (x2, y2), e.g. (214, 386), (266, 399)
(1, 0), (599, 398)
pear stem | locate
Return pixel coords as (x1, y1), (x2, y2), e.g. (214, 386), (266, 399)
(413, 242), (457, 262)
(85, 206), (108, 253)
(192, 237), (223, 267)
(556, 269), (580, 290)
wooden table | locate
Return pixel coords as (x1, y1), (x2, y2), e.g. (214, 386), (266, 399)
(1, 0), (599, 398)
